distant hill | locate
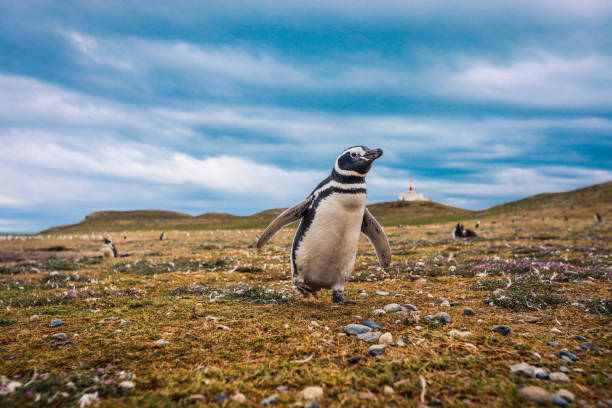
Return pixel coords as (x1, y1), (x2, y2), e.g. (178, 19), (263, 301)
(41, 181), (611, 234)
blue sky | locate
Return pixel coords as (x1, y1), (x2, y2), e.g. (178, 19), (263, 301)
(1, 1), (611, 233)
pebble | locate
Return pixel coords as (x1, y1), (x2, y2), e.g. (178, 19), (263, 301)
(574, 335), (587, 341)
(433, 312), (451, 324)
(510, 363), (535, 377)
(357, 332), (380, 343)
(376, 291), (389, 296)
(404, 304), (419, 311)
(118, 381), (136, 389)
(298, 386), (323, 400)
(52, 333), (68, 340)
(277, 386), (288, 393)
(559, 349), (580, 361)
(232, 393), (247, 404)
(49, 318), (64, 327)
(440, 300), (450, 307)
(348, 356), (362, 364)
(492, 325), (511, 336)
(261, 395), (279, 405)
(358, 293), (368, 299)
(518, 386), (553, 405)
(154, 339), (169, 346)
(30, 314), (40, 321)
(344, 324), (371, 335)
(449, 329), (471, 338)
(463, 307), (475, 316)
(551, 327), (563, 334)
(437, 297), (448, 304)
(556, 389), (575, 402)
(186, 394), (205, 401)
(535, 370), (550, 380)
(185, 333), (198, 340)
(379, 332), (393, 345)
(52, 341), (73, 347)
(120, 320), (132, 325)
(559, 366), (570, 373)
(213, 394), (229, 403)
(581, 342), (599, 351)
(450, 302), (461, 307)
(368, 344), (386, 356)
(547, 341), (560, 346)
(550, 372), (571, 382)
(305, 400), (319, 408)
(383, 385), (395, 395)
(553, 394), (570, 406)
(362, 320), (381, 330)
(372, 309), (387, 317)
(217, 325), (231, 331)
(383, 304), (401, 313)
(524, 316), (539, 323)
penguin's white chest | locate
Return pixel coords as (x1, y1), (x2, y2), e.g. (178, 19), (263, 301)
(294, 192), (366, 290)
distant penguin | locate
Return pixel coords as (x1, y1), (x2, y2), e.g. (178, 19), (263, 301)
(256, 146), (391, 305)
(594, 212), (602, 223)
(102, 238), (117, 258)
(453, 223), (477, 239)
(159, 232), (165, 241)
(475, 220), (480, 229)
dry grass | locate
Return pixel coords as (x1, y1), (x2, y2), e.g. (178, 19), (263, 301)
(0, 211), (610, 407)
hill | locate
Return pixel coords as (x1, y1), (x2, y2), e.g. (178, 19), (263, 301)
(41, 181), (611, 234)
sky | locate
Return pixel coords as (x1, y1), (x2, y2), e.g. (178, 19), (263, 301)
(1, 1), (611, 233)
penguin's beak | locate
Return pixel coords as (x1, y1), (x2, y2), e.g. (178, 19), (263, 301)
(363, 148), (383, 160)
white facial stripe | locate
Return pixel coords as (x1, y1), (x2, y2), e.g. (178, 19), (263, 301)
(313, 179), (366, 197)
(334, 162), (367, 176)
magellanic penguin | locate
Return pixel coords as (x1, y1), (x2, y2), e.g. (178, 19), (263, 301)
(256, 146), (391, 305)
(101, 238), (117, 258)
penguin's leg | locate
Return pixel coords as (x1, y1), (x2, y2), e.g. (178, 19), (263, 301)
(331, 288), (356, 305)
(295, 279), (317, 297)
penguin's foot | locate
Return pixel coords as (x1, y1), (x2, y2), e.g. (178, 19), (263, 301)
(295, 281), (316, 297)
(332, 290), (356, 305)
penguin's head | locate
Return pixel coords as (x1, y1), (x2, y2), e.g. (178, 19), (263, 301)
(334, 146), (383, 177)
(103, 238), (112, 244)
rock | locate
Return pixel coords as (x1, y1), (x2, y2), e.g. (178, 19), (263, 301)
(551, 327), (563, 334)
(154, 339), (169, 346)
(379, 332), (393, 345)
(559, 366), (570, 373)
(581, 342), (599, 351)
(553, 394), (570, 406)
(550, 372), (571, 382)
(376, 291), (389, 296)
(261, 395), (279, 405)
(383, 303), (401, 313)
(449, 329), (471, 338)
(368, 344), (386, 356)
(348, 356), (362, 364)
(518, 386), (554, 405)
(524, 316), (539, 323)
(362, 320), (381, 330)
(120, 320), (132, 325)
(574, 335), (587, 341)
(213, 394), (229, 403)
(463, 307), (475, 316)
(305, 400), (320, 408)
(547, 341), (560, 346)
(298, 386), (323, 400)
(217, 325), (231, 331)
(372, 309), (387, 317)
(433, 312), (451, 324)
(510, 363), (535, 377)
(49, 318), (64, 327)
(404, 304), (419, 311)
(186, 394), (205, 401)
(276, 386), (288, 393)
(52, 333), (68, 340)
(358, 292), (368, 299)
(440, 300), (450, 307)
(51, 341), (73, 347)
(232, 393), (247, 404)
(185, 332), (198, 340)
(357, 332), (380, 342)
(78, 392), (99, 407)
(492, 325), (511, 336)
(344, 324), (371, 335)
(556, 389), (575, 402)
(438, 297), (448, 304)
(450, 302), (461, 307)
(559, 349), (580, 361)
(30, 314), (40, 321)
(118, 380), (136, 389)
(535, 371), (550, 380)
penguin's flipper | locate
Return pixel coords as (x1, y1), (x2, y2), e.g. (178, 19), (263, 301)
(256, 195), (313, 248)
(361, 208), (391, 268)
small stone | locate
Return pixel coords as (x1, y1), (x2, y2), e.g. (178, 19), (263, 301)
(298, 386), (323, 400)
(185, 332), (198, 340)
(463, 307), (475, 316)
(277, 386), (288, 393)
(574, 335), (587, 341)
(404, 304), (419, 311)
(559, 349), (580, 361)
(379, 332), (393, 345)
(535, 370), (550, 380)
(217, 325), (231, 331)
(52, 333), (68, 340)
(213, 394), (229, 403)
(358, 292), (368, 298)
(383, 303), (401, 313)
(492, 325), (511, 336)
(232, 393), (247, 404)
(510, 363), (535, 377)
(305, 400), (319, 408)
(261, 395), (279, 405)
(376, 291), (389, 296)
(433, 312), (451, 324)
(344, 324), (371, 335)
(518, 386), (554, 405)
(450, 302), (461, 307)
(437, 297), (448, 304)
(547, 341), (560, 346)
(559, 366), (571, 373)
(118, 380), (136, 389)
(449, 329), (471, 338)
(524, 316), (539, 323)
(120, 319), (132, 325)
(49, 318), (64, 327)
(372, 309), (387, 317)
(186, 394), (205, 401)
(550, 372), (571, 382)
(357, 332), (380, 342)
(30, 314), (40, 321)
(383, 385), (395, 395)
(154, 339), (169, 346)
(51, 341), (73, 347)
(551, 327), (563, 334)
(553, 394), (570, 406)
(362, 320), (381, 330)
(348, 356), (362, 364)
(581, 342), (598, 351)
(368, 344), (386, 356)
(556, 389), (575, 402)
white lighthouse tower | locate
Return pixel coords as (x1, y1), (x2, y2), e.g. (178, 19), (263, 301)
(398, 178), (430, 202)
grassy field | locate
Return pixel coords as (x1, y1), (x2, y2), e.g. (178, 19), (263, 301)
(0, 183), (611, 407)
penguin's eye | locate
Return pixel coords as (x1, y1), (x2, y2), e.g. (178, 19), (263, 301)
(350, 152), (357, 158)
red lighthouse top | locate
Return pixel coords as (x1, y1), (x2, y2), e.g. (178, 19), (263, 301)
(408, 178), (414, 192)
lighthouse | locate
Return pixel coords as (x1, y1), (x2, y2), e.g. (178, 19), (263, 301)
(398, 178), (430, 201)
